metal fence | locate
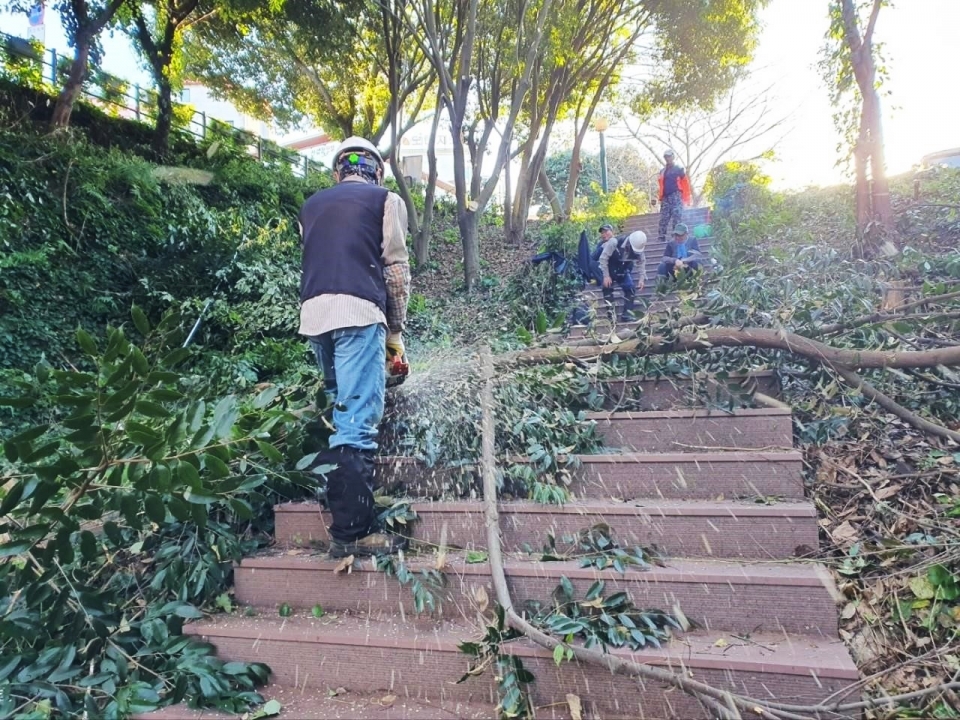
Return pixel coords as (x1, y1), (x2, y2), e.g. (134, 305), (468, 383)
(1, 31), (328, 179)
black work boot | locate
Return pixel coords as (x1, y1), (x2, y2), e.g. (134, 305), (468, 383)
(619, 294), (637, 323)
(320, 446), (407, 558)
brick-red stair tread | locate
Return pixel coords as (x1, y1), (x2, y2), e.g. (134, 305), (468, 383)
(585, 407), (791, 420)
(184, 613), (858, 680)
(376, 449), (801, 464)
(133, 685), (492, 719)
(277, 498), (815, 517)
(242, 550), (829, 587)
(236, 550), (839, 636)
(567, 450), (801, 463)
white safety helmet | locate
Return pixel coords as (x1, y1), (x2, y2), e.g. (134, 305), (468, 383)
(627, 231), (647, 255)
(332, 136), (385, 184)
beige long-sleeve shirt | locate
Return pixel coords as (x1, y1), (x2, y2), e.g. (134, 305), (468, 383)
(599, 236), (646, 284)
(298, 176), (411, 337)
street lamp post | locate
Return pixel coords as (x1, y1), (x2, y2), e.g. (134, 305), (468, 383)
(595, 117), (609, 193)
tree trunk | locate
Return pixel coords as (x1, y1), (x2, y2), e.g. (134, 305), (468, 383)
(840, 0), (896, 254)
(390, 155), (421, 237)
(564, 138), (585, 217)
(153, 74), (174, 156)
(459, 209), (480, 291)
(510, 140), (551, 242)
(512, 325), (960, 370)
(448, 99), (479, 291)
(853, 108), (871, 239)
(506, 169), (530, 245)
(503, 159), (513, 237)
(414, 106), (441, 268)
(51, 36), (92, 128)
(863, 90), (893, 234)
(539, 167), (563, 219)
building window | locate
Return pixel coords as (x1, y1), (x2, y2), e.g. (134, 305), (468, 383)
(180, 88), (191, 103)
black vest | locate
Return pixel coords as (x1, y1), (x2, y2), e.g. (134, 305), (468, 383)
(299, 181), (389, 312)
(608, 236), (636, 277)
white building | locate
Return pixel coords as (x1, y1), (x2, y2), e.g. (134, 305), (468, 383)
(180, 81), (278, 140)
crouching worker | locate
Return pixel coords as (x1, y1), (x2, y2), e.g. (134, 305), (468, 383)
(599, 230), (647, 322)
(298, 136), (411, 558)
(657, 223), (703, 278)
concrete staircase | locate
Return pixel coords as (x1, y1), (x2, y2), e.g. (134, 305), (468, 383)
(158, 367), (858, 719)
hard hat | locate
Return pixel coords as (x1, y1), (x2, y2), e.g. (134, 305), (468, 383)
(332, 136), (384, 174)
(627, 231), (647, 254)
(663, 149), (675, 158)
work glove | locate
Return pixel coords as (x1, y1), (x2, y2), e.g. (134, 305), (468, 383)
(386, 332), (405, 361)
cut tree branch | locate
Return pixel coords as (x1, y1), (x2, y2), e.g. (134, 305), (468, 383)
(510, 327), (960, 370)
(831, 366), (960, 444)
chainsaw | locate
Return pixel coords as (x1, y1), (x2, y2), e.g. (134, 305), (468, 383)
(386, 346), (409, 389)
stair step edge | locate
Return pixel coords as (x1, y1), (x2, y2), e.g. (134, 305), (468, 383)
(374, 450), (802, 465)
(275, 500), (817, 517)
(584, 407), (791, 419)
(183, 615), (858, 680)
(240, 553), (834, 588)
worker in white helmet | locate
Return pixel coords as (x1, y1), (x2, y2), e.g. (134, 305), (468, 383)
(297, 136), (410, 558)
(598, 230), (647, 322)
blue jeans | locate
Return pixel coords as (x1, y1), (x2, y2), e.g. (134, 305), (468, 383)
(309, 324), (386, 452)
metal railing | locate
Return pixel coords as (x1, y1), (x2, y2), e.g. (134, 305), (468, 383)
(1, 31), (328, 179)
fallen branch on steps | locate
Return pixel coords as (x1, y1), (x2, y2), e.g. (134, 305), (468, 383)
(504, 327), (960, 447)
(510, 326), (960, 370)
(478, 347), (960, 719)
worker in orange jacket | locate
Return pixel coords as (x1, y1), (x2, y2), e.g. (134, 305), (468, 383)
(656, 149), (692, 243)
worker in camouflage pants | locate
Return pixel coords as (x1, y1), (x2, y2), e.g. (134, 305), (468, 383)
(656, 149), (692, 243)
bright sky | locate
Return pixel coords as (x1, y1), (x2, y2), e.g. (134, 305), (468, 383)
(750, 0), (960, 188)
(2, 0), (958, 190)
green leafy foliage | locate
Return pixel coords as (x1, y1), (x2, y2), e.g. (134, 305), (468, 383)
(539, 524), (661, 573)
(457, 606), (532, 719)
(382, 362), (603, 500)
(533, 577), (681, 651)
(0, 315), (318, 717)
(374, 555), (447, 615)
(0, 125), (334, 439)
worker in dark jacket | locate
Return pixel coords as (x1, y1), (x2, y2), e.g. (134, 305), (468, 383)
(657, 223), (703, 277)
(298, 137), (410, 558)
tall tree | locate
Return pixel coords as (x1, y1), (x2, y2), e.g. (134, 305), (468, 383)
(821, 0), (896, 256)
(506, 0), (650, 238)
(409, 0), (554, 291)
(183, 0), (433, 239)
(27, 0), (131, 127)
(129, 0), (206, 155)
(510, 0), (768, 234)
(379, 0), (436, 248)
(626, 74), (786, 204)
(182, 0), (429, 144)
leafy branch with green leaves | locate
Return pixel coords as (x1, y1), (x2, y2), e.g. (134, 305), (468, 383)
(0, 308), (318, 718)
